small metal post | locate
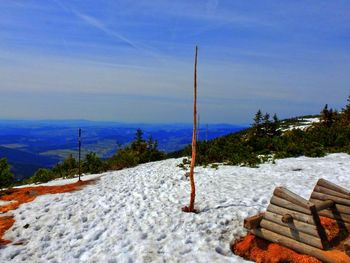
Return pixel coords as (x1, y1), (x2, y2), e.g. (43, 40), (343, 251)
(78, 128), (81, 181)
(206, 124), (208, 142)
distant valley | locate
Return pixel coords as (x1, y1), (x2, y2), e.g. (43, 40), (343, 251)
(0, 120), (246, 180)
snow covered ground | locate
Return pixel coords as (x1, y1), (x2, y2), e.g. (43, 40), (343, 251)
(1, 153), (350, 263)
(282, 117), (320, 131)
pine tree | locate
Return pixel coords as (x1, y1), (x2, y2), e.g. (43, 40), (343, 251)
(0, 158), (14, 188)
(321, 104), (329, 121)
(131, 128), (147, 154)
(253, 110), (262, 127)
(83, 152), (105, 174)
(321, 104), (335, 127)
(31, 168), (54, 183)
(263, 113), (271, 134)
(147, 136), (155, 151)
(271, 113), (281, 136)
(250, 109), (263, 138)
(342, 95), (350, 122)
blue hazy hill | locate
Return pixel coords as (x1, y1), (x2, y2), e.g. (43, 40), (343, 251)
(0, 146), (59, 180)
(0, 120), (247, 180)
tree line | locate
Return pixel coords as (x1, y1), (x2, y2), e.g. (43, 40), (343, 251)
(174, 95), (350, 168)
(0, 128), (165, 188)
(2, 95), (350, 188)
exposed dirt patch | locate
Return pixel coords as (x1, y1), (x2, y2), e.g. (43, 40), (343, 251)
(0, 216), (15, 245)
(232, 217), (350, 263)
(232, 233), (321, 263)
(0, 179), (96, 245)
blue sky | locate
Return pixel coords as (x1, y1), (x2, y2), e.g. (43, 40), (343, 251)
(0, 0), (349, 124)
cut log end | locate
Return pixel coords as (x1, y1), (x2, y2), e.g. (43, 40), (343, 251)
(244, 213), (264, 230)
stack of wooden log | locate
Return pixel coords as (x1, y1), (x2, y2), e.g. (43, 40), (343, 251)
(310, 179), (350, 226)
(244, 178), (350, 263)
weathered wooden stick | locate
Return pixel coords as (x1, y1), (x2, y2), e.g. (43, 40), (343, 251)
(274, 187), (313, 209)
(184, 46), (198, 213)
(251, 228), (350, 263)
(267, 204), (315, 224)
(317, 178), (350, 196)
(271, 196), (312, 214)
(311, 192), (350, 206)
(314, 200), (334, 212)
(310, 198), (350, 215)
(264, 211), (319, 237)
(189, 46), (198, 212)
(244, 213), (264, 230)
(78, 128), (82, 181)
(314, 185), (350, 199)
(260, 219), (323, 249)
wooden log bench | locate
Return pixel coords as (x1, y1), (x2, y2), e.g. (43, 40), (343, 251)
(243, 178), (350, 263)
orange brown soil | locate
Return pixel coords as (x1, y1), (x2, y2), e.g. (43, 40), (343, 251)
(320, 217), (348, 248)
(0, 216), (15, 245)
(0, 179), (96, 245)
(232, 217), (350, 263)
(232, 234), (322, 263)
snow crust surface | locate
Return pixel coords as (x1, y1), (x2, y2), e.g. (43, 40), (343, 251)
(1, 153), (350, 262)
(282, 117), (320, 131)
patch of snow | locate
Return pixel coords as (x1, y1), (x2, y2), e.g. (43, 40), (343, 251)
(0, 200), (16, 206)
(302, 118), (320, 124)
(2, 153), (350, 262)
(282, 117), (320, 131)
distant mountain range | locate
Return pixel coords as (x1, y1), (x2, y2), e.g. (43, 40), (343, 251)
(0, 146), (59, 180)
(0, 120), (247, 180)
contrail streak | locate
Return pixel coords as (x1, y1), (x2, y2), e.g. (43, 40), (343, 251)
(52, 0), (138, 49)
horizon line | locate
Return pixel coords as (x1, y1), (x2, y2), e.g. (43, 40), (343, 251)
(0, 118), (250, 127)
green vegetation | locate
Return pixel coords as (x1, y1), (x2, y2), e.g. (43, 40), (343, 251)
(4, 95), (350, 187)
(52, 154), (79, 179)
(108, 128), (165, 170)
(0, 158), (14, 188)
(83, 152), (106, 174)
(173, 96), (350, 168)
(30, 168), (55, 183)
(18, 128), (165, 185)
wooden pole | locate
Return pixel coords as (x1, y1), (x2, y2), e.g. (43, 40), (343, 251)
(263, 211), (319, 237)
(311, 191), (350, 206)
(182, 46), (198, 213)
(317, 178), (350, 195)
(270, 196), (312, 214)
(244, 213), (264, 229)
(310, 198), (350, 215)
(78, 128), (81, 181)
(260, 219), (324, 249)
(273, 187), (314, 209)
(267, 204), (315, 224)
